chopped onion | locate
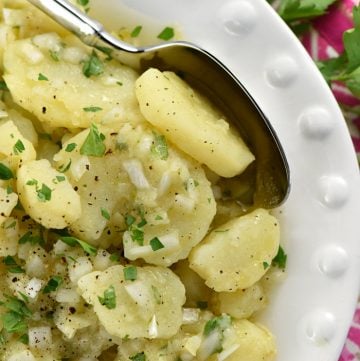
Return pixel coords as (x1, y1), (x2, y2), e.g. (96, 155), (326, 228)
(158, 232), (180, 250)
(184, 335), (202, 356)
(174, 194), (195, 212)
(28, 326), (52, 349)
(56, 288), (81, 303)
(21, 42), (44, 64)
(53, 239), (70, 255)
(157, 171), (173, 197)
(8, 350), (36, 361)
(197, 331), (222, 361)
(148, 315), (158, 339)
(217, 344), (240, 361)
(68, 256), (93, 284)
(0, 109), (8, 118)
(32, 33), (61, 51)
(62, 46), (87, 64)
(123, 159), (150, 189)
(93, 249), (112, 271)
(26, 254), (46, 278)
(182, 308), (200, 324)
(25, 278), (43, 299)
(124, 280), (151, 307)
(125, 244), (153, 260)
(3, 8), (25, 27)
(71, 155), (90, 181)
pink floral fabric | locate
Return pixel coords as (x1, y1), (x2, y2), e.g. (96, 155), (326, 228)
(293, 1), (360, 359)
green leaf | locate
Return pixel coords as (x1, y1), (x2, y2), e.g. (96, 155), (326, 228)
(149, 237), (165, 251)
(101, 208), (110, 220)
(18, 231), (43, 246)
(65, 143), (76, 152)
(131, 25), (143, 38)
(94, 45), (113, 60)
(60, 236), (97, 256)
(203, 315), (232, 336)
(58, 159), (72, 173)
(129, 352), (146, 361)
(36, 183), (52, 202)
(43, 276), (63, 294)
(123, 266), (137, 281)
(77, 0), (89, 5)
(49, 50), (59, 62)
(151, 133), (169, 160)
(157, 27), (175, 41)
(125, 214), (136, 227)
(98, 285), (116, 309)
(38, 73), (49, 81)
(82, 51), (104, 78)
(263, 261), (270, 270)
(13, 139), (25, 155)
(19, 333), (29, 344)
(0, 163), (13, 180)
(272, 246), (287, 269)
(3, 256), (25, 274)
(316, 55), (348, 83)
(80, 123), (106, 157)
(83, 106), (103, 112)
(343, 28), (360, 73)
(2, 312), (27, 333)
(0, 80), (8, 90)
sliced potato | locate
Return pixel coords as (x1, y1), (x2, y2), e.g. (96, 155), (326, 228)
(77, 265), (186, 339)
(189, 209), (280, 292)
(17, 159), (81, 229)
(4, 36), (144, 129)
(135, 68), (255, 178)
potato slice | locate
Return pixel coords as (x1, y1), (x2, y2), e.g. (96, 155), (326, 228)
(189, 209), (280, 292)
(17, 159), (81, 229)
(135, 68), (255, 178)
(3, 36), (144, 129)
(77, 265), (186, 339)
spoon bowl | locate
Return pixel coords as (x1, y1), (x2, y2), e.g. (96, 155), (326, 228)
(28, 0), (290, 208)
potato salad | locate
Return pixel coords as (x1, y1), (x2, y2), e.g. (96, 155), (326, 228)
(0, 1), (286, 361)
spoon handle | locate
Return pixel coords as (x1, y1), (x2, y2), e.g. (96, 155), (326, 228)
(26, 0), (139, 53)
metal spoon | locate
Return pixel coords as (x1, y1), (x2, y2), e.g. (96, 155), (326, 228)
(27, 0), (290, 208)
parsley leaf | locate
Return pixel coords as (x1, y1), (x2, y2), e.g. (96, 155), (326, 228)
(272, 246), (287, 269)
(157, 27), (175, 40)
(18, 231), (43, 246)
(43, 276), (63, 294)
(65, 143), (77, 152)
(0, 80), (8, 90)
(101, 208), (110, 220)
(58, 159), (72, 173)
(203, 315), (232, 336)
(36, 183), (52, 202)
(123, 266), (137, 281)
(77, 0), (89, 5)
(80, 123), (106, 157)
(129, 352), (146, 361)
(0, 163), (13, 180)
(13, 139), (25, 155)
(151, 133), (169, 160)
(83, 106), (103, 112)
(82, 51), (104, 78)
(3, 256), (25, 274)
(38, 73), (49, 81)
(149, 237), (165, 251)
(60, 236), (97, 256)
(131, 25), (143, 38)
(98, 285), (116, 309)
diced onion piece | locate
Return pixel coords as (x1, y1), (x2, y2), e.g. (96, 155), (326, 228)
(28, 326), (52, 349)
(0, 109), (8, 118)
(197, 331), (222, 361)
(20, 42), (44, 64)
(62, 46), (87, 64)
(174, 194), (195, 212)
(71, 155), (90, 181)
(3, 8), (26, 27)
(184, 335), (202, 356)
(157, 171), (173, 197)
(182, 308), (200, 325)
(32, 33), (61, 51)
(123, 159), (150, 189)
(148, 315), (158, 339)
(68, 256), (93, 283)
(124, 280), (151, 307)
(158, 232), (180, 250)
(125, 245), (153, 259)
(25, 278), (43, 299)
(26, 255), (46, 278)
(93, 249), (112, 271)
(53, 239), (71, 255)
(217, 344), (240, 361)
(56, 288), (81, 303)
(8, 351), (36, 361)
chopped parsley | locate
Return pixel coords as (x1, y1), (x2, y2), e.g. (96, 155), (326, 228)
(101, 208), (110, 220)
(83, 106), (103, 112)
(94, 45), (113, 60)
(151, 285), (161, 305)
(157, 26), (175, 41)
(98, 285), (116, 309)
(110, 252), (120, 263)
(125, 214), (136, 227)
(82, 51), (104, 78)
(38, 73), (49, 81)
(77, 0), (89, 5)
(3, 256), (25, 274)
(43, 276), (63, 294)
(149, 237), (164, 251)
(123, 265), (137, 281)
(131, 25), (142, 38)
(272, 246), (287, 269)
(126, 213), (147, 246)
(0, 80), (8, 90)
(36, 183), (52, 202)
(80, 123), (106, 157)
(49, 50), (59, 61)
(13, 139), (25, 155)
(60, 236), (97, 256)
(65, 143), (77, 152)
(129, 352), (146, 361)
(151, 132), (168, 160)
(6, 186), (13, 194)
(18, 333), (29, 344)
(263, 261), (270, 270)
(0, 163), (13, 180)
(18, 231), (43, 246)
(53, 175), (66, 184)
(58, 159), (72, 173)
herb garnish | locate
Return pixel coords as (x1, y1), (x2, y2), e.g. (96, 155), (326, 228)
(157, 27), (175, 41)
(0, 163), (13, 180)
(129, 352), (146, 361)
(151, 132), (168, 160)
(58, 159), (72, 173)
(82, 51), (104, 78)
(149, 237), (164, 251)
(131, 25), (142, 38)
(3, 256), (25, 274)
(65, 143), (76, 152)
(38, 73), (49, 81)
(98, 285), (116, 309)
(123, 265), (137, 281)
(83, 106), (103, 112)
(59, 236), (97, 256)
(101, 208), (110, 220)
(36, 183), (52, 202)
(13, 139), (25, 155)
(0, 80), (8, 90)
(43, 276), (63, 294)
(272, 246), (287, 269)
(80, 123), (106, 157)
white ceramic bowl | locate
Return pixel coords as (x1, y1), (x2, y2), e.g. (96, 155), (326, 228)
(89, 1), (360, 360)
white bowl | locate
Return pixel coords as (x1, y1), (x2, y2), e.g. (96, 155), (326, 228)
(90, 1), (360, 360)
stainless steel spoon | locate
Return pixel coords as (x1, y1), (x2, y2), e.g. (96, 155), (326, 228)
(27, 0), (290, 208)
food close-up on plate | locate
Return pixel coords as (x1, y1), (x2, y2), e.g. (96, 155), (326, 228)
(0, 0), (359, 361)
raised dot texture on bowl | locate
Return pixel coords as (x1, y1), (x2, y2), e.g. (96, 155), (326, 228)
(318, 245), (349, 278)
(299, 107), (334, 139)
(318, 175), (349, 209)
(265, 55), (299, 88)
(304, 310), (337, 345)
